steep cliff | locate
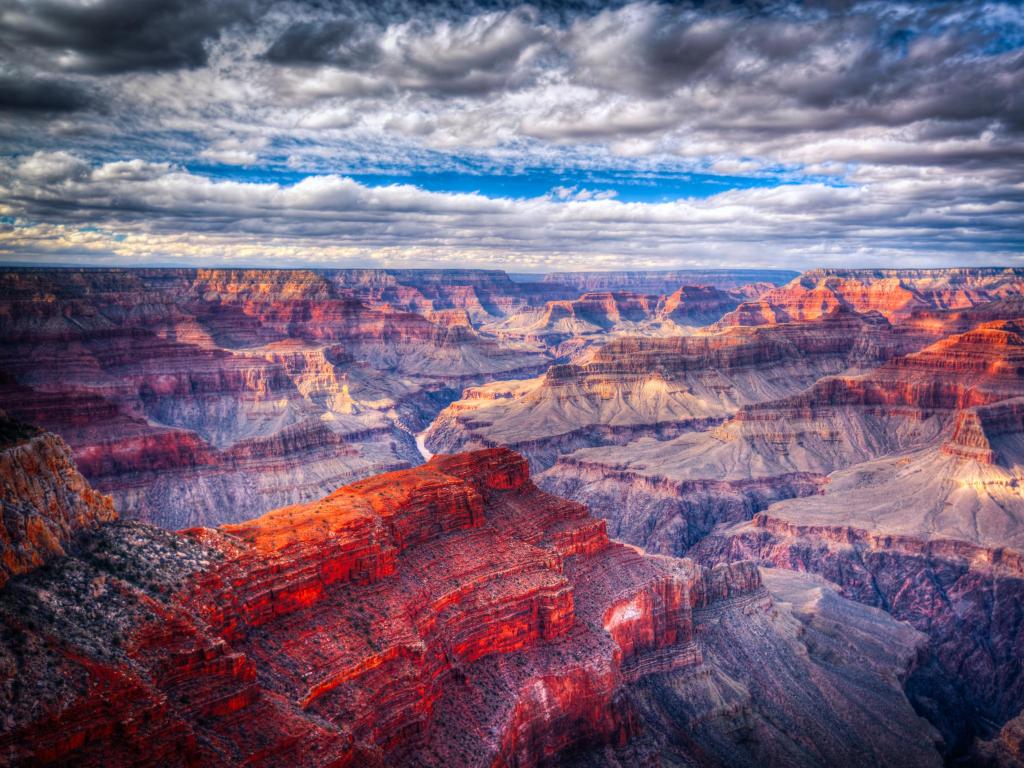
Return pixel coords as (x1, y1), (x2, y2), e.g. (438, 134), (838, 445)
(687, 378), (1024, 750)
(0, 445), (940, 767)
(717, 268), (1024, 327)
(0, 269), (550, 527)
(0, 414), (115, 588)
(327, 268), (573, 321)
(533, 300), (1024, 757)
(485, 287), (747, 356)
(427, 307), (915, 471)
(541, 269), (797, 293)
(540, 317), (1024, 554)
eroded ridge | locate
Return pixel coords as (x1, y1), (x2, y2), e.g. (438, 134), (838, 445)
(1, 446), (785, 767)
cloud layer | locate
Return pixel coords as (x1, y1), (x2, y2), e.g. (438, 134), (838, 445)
(0, 0), (1021, 269)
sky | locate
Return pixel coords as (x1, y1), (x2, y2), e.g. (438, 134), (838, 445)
(0, 0), (1022, 272)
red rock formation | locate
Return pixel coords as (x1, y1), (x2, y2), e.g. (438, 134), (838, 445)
(0, 444), (941, 767)
(327, 268), (573, 321)
(735, 320), (1024, 445)
(0, 268), (548, 527)
(539, 306), (1024, 561)
(534, 298), (1024, 757)
(520, 287), (745, 333)
(0, 447), (704, 766)
(542, 292), (660, 330)
(717, 267), (1024, 327)
(659, 284), (744, 324)
(0, 414), (115, 587)
(669, 319), (1024, 753)
(486, 285), (753, 358)
(941, 397), (1024, 463)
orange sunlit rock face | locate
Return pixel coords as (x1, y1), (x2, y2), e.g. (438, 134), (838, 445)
(0, 418), (116, 588)
(717, 267), (1024, 327)
(1, 446), (762, 767)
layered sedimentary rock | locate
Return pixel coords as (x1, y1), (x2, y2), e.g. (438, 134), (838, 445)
(485, 286), (748, 357)
(684, 331), (1024, 747)
(542, 269), (797, 294)
(427, 307), (912, 471)
(694, 444), (1024, 755)
(530, 296), (1024, 758)
(0, 414), (115, 588)
(0, 269), (550, 527)
(538, 318), (1024, 759)
(541, 317), (1024, 553)
(328, 268), (573, 321)
(0, 442), (941, 767)
(718, 267), (1024, 327)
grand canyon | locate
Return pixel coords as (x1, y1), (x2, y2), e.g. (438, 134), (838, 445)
(1, 266), (1023, 767)
(3, 0), (1022, 765)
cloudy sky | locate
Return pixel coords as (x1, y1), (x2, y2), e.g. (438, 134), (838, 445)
(0, 0), (1021, 271)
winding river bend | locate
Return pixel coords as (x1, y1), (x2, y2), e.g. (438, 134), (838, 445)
(415, 430), (434, 461)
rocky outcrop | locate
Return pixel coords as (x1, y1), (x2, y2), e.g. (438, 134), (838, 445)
(0, 268), (550, 527)
(970, 711), (1024, 767)
(696, 506), (1024, 756)
(540, 456), (824, 556)
(0, 416), (116, 588)
(503, 291), (662, 336)
(327, 268), (573, 322)
(535, 315), (1024, 532)
(541, 269), (797, 293)
(484, 286), (751, 359)
(660, 284), (746, 324)
(558, 565), (941, 768)
(686, 353), (1024, 755)
(942, 397), (1024, 464)
(427, 307), (913, 471)
(531, 298), (1024, 758)
(0, 421), (116, 589)
(701, 320), (1024, 476)
(717, 268), (1024, 327)
(0, 445), (941, 767)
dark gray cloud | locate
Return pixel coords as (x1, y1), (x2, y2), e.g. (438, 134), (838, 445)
(264, 19), (381, 66)
(0, 0), (262, 73)
(263, 4), (551, 96)
(0, 0), (1021, 269)
(0, 75), (90, 112)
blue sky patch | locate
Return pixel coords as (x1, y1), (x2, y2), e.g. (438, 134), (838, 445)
(185, 163), (796, 202)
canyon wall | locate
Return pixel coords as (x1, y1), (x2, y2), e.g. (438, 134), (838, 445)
(541, 269), (798, 293)
(0, 268), (780, 528)
(483, 286), (751, 358)
(0, 269), (557, 527)
(0, 414), (115, 588)
(717, 267), (1024, 327)
(428, 307), (920, 471)
(5, 266), (1021, 764)
(0, 440), (940, 767)
(530, 291), (1024, 759)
